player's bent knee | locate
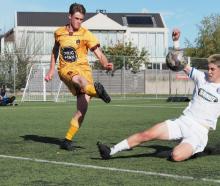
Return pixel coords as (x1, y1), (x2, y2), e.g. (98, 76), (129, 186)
(171, 150), (192, 162)
(75, 111), (83, 119)
(171, 152), (186, 162)
(72, 75), (78, 82)
(72, 75), (87, 88)
(171, 143), (194, 162)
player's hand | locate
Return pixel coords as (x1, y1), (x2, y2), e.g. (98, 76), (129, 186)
(45, 70), (54, 82)
(172, 28), (181, 41)
(104, 63), (114, 71)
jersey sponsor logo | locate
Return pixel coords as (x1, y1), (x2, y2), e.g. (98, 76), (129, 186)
(198, 88), (218, 102)
(61, 47), (77, 62)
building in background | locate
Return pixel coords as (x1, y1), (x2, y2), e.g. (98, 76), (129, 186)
(0, 10), (168, 69)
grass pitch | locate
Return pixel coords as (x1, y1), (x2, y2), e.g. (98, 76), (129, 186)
(0, 99), (220, 185)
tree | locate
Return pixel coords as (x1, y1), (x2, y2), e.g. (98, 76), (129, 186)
(0, 32), (42, 90)
(0, 53), (14, 88)
(185, 14), (220, 58)
(94, 42), (149, 74)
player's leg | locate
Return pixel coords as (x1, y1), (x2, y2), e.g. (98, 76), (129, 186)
(72, 75), (96, 96)
(2, 97), (9, 106)
(170, 120), (209, 162)
(94, 81), (111, 103)
(127, 122), (169, 146)
(171, 143), (193, 162)
(61, 94), (90, 150)
(7, 96), (16, 105)
(72, 75), (111, 103)
(97, 122), (169, 159)
(60, 65), (111, 103)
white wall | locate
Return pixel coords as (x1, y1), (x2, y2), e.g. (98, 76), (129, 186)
(126, 27), (168, 64)
(9, 17), (168, 66)
(92, 30), (125, 47)
(15, 27), (55, 59)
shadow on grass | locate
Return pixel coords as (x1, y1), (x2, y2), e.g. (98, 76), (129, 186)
(93, 143), (220, 161)
(20, 134), (84, 149)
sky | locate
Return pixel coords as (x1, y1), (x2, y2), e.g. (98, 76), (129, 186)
(0, 0), (219, 46)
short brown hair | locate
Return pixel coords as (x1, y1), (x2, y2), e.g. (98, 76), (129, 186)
(207, 54), (220, 66)
(69, 3), (86, 15)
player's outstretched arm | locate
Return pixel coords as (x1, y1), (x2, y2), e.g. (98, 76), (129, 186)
(172, 28), (181, 49)
(183, 64), (192, 75)
(169, 28), (192, 74)
(93, 47), (114, 71)
(45, 42), (59, 82)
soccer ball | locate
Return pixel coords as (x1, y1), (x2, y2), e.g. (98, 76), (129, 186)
(166, 50), (187, 71)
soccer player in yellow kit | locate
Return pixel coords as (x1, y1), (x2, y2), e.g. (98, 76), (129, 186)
(45, 3), (113, 150)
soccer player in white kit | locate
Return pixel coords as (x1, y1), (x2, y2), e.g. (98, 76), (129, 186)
(97, 29), (220, 162)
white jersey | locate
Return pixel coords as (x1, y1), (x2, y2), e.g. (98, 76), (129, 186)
(183, 68), (220, 130)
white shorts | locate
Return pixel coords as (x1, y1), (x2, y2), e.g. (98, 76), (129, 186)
(165, 115), (209, 154)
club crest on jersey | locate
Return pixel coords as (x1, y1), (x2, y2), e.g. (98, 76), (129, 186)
(76, 40), (80, 45)
(217, 87), (220, 94)
(61, 47), (77, 62)
(198, 88), (218, 102)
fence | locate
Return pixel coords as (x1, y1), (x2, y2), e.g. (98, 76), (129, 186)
(0, 54), (208, 102)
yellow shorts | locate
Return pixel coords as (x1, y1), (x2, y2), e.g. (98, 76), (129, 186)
(58, 64), (94, 96)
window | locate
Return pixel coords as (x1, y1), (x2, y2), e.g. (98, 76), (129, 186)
(130, 32), (165, 58)
(22, 31), (54, 55)
(126, 16), (154, 27)
(92, 31), (124, 47)
(35, 32), (44, 54)
(138, 33), (147, 50)
(44, 32), (54, 54)
(116, 32), (124, 44)
(130, 32), (138, 48)
(155, 32), (165, 57)
(17, 31), (26, 49)
(147, 33), (156, 57)
(26, 31), (35, 54)
(99, 32), (108, 47)
(108, 32), (117, 46)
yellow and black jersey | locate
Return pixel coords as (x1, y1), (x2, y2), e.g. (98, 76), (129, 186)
(54, 26), (99, 96)
(54, 26), (100, 68)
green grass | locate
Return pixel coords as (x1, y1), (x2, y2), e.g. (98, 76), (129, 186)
(0, 99), (220, 185)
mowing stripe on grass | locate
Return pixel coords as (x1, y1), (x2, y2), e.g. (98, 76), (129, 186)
(110, 104), (185, 109)
(0, 154), (220, 184)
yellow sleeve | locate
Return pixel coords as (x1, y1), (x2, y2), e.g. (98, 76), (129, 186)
(85, 30), (100, 51)
(54, 27), (65, 43)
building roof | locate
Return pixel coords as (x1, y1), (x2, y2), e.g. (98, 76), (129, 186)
(17, 12), (165, 28)
(106, 13), (164, 27)
(2, 28), (14, 42)
(82, 13), (125, 31)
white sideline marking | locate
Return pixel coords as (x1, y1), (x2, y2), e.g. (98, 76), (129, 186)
(4, 104), (185, 110)
(0, 154), (220, 184)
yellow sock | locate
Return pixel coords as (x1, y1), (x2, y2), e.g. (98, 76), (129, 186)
(65, 119), (79, 141)
(84, 84), (97, 97)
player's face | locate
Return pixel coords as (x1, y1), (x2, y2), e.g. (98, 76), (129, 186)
(69, 12), (84, 31)
(208, 63), (220, 83)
